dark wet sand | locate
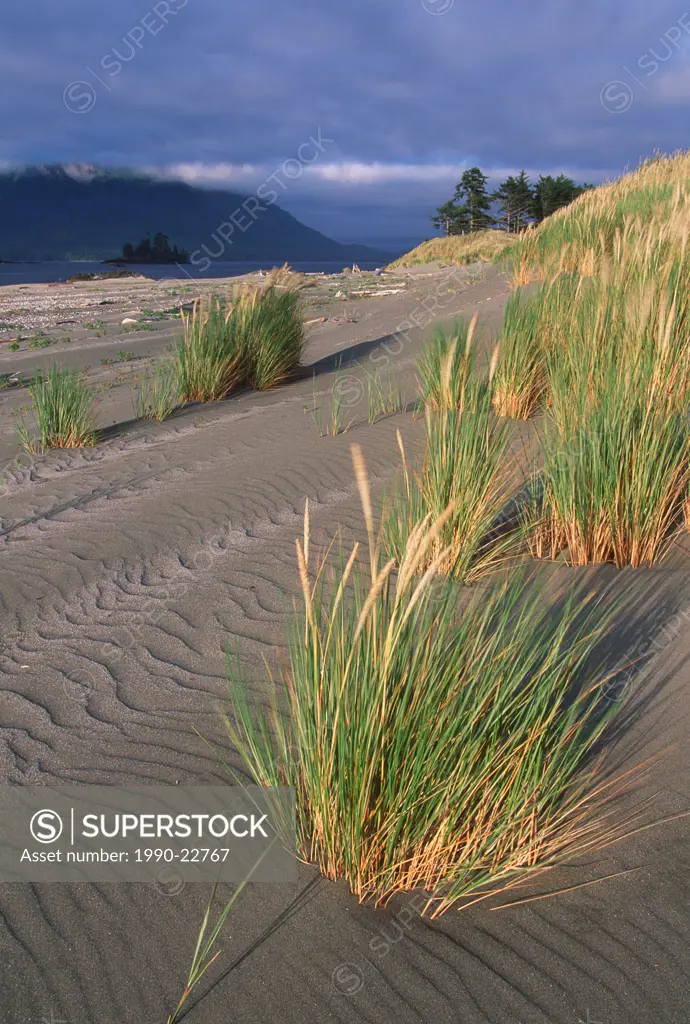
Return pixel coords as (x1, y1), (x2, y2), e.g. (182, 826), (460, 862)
(0, 263), (689, 1024)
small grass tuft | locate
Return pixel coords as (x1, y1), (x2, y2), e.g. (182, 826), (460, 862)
(417, 314), (481, 412)
(131, 361), (181, 422)
(384, 373), (515, 583)
(364, 366), (406, 424)
(14, 364), (98, 452)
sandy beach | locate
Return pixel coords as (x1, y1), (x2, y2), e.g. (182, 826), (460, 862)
(1, 261), (689, 1024)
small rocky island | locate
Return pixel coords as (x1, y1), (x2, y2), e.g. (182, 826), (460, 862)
(105, 231), (189, 265)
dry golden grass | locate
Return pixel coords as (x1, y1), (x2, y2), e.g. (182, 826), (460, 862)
(510, 151), (690, 282)
(518, 258), (690, 567)
(388, 231), (518, 268)
(495, 152), (690, 565)
(255, 262), (306, 293)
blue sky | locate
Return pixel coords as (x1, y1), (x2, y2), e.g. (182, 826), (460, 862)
(3, 0), (690, 246)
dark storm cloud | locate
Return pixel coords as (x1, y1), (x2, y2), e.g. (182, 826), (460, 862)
(2, 0), (690, 241)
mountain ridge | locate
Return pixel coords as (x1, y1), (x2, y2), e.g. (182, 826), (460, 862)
(0, 165), (391, 263)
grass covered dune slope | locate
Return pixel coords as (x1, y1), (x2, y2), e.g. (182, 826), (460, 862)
(493, 151), (690, 567)
(511, 150), (690, 281)
(388, 229), (518, 267)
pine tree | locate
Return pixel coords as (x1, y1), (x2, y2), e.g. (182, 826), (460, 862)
(492, 171), (534, 233)
(531, 174), (590, 222)
(491, 177), (515, 233)
(510, 170), (534, 232)
(152, 232), (170, 257)
(453, 168), (495, 232)
(431, 199), (469, 235)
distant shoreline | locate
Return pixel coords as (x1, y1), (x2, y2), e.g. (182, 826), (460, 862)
(0, 258), (43, 265)
(103, 257), (190, 266)
(0, 258), (386, 287)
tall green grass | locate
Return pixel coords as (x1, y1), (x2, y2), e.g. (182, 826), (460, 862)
(14, 364), (97, 451)
(416, 313), (481, 411)
(234, 286), (305, 390)
(384, 398), (512, 582)
(175, 299), (243, 403)
(390, 335), (513, 582)
(492, 288), (545, 419)
(175, 279), (305, 402)
(532, 342), (690, 567)
(517, 254), (690, 567)
(227, 446), (626, 916)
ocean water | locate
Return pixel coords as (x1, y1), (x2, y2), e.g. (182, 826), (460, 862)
(0, 259), (386, 288)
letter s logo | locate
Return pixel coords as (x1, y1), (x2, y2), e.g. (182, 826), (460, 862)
(30, 809), (64, 844)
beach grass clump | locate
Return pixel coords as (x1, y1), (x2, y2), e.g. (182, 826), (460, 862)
(175, 277), (305, 401)
(14, 363), (97, 452)
(416, 313), (482, 411)
(527, 261), (690, 567)
(531, 349), (690, 568)
(228, 447), (624, 916)
(390, 342), (512, 582)
(231, 284), (305, 390)
(175, 298), (244, 403)
(384, 395), (512, 582)
(131, 360), (181, 422)
(492, 288), (545, 419)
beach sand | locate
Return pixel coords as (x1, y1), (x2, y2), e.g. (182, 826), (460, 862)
(0, 262), (688, 1024)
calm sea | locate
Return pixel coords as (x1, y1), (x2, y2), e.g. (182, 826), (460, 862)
(0, 260), (386, 287)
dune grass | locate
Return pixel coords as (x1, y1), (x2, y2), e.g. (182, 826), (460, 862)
(388, 230), (517, 269)
(387, 326), (514, 582)
(175, 299), (244, 403)
(131, 360), (181, 422)
(518, 247), (690, 566)
(530, 305), (690, 567)
(491, 154), (690, 565)
(416, 313), (482, 412)
(175, 271), (305, 402)
(227, 446), (627, 917)
(384, 403), (512, 582)
(14, 363), (97, 452)
(491, 288), (545, 419)
(507, 152), (690, 283)
(232, 284), (305, 390)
